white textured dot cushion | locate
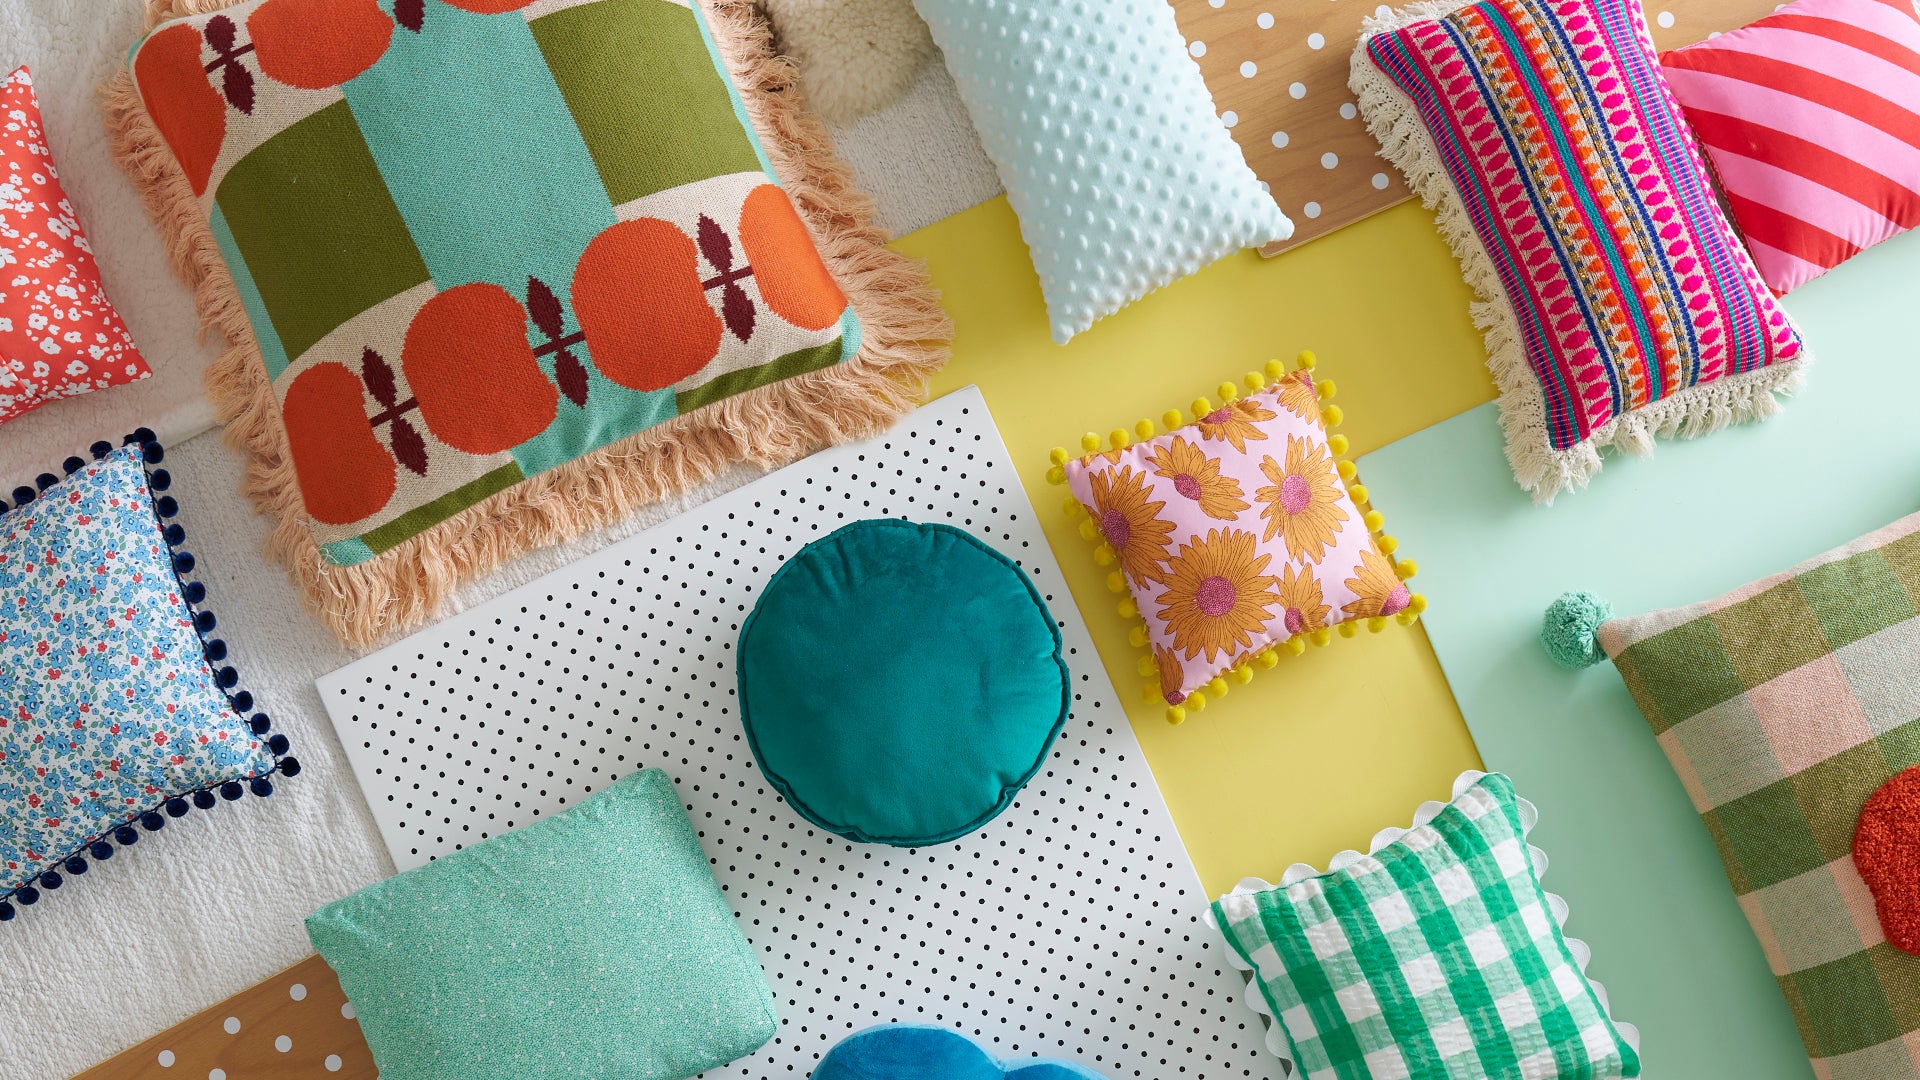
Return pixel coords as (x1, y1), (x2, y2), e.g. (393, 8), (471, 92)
(914, 0), (1293, 343)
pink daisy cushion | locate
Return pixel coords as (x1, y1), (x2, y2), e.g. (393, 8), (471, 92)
(1661, 0), (1920, 294)
(0, 67), (151, 421)
(1046, 353), (1425, 724)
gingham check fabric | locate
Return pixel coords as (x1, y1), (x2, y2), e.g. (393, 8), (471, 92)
(1599, 512), (1920, 1080)
(1212, 774), (1640, 1079)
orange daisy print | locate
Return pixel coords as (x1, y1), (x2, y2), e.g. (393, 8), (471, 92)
(1156, 528), (1281, 664)
(1274, 369), (1321, 427)
(1194, 398), (1275, 454)
(1343, 548), (1412, 620)
(1276, 564), (1330, 638)
(1147, 437), (1249, 521)
(1086, 465), (1176, 585)
(1255, 435), (1349, 565)
(1154, 644), (1186, 704)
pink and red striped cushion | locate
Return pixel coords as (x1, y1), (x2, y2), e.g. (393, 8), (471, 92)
(1662, 0), (1920, 294)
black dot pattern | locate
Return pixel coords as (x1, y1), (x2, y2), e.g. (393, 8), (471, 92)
(317, 393), (1279, 1078)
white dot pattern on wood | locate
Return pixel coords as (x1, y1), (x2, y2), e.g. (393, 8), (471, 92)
(317, 388), (1281, 1080)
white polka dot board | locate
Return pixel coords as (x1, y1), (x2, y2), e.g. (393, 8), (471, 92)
(313, 387), (1282, 1079)
(1169, 0), (1787, 255)
(74, 955), (374, 1079)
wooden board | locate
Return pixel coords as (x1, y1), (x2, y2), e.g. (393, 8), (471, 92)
(1168, 0), (1785, 255)
(73, 955), (374, 1080)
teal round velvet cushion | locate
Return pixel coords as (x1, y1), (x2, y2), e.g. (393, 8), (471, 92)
(737, 519), (1069, 847)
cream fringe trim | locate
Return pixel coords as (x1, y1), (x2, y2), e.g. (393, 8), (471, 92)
(1349, 1), (1808, 505)
(102, 0), (953, 648)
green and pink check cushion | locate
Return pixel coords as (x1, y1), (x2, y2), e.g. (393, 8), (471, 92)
(129, 0), (857, 566)
(1212, 772), (1640, 1079)
(1589, 513), (1920, 1079)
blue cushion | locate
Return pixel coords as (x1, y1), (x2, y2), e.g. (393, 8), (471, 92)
(737, 519), (1068, 846)
(0, 433), (292, 922)
(306, 768), (775, 1080)
(815, 1025), (1110, 1080)
(914, 0), (1293, 343)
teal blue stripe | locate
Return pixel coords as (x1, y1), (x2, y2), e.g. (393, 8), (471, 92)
(342, 0), (674, 476)
(209, 204), (293, 380)
(836, 306), (862, 362)
(320, 536), (378, 567)
(691, 0), (777, 178)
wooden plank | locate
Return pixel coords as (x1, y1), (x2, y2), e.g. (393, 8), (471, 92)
(1167, 0), (1786, 255)
(72, 955), (375, 1080)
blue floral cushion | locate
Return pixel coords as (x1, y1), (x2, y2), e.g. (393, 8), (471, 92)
(0, 432), (295, 921)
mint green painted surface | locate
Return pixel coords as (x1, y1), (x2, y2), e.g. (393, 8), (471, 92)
(1358, 234), (1920, 1080)
(306, 768), (776, 1080)
(342, 1), (674, 477)
(208, 205), (290, 380)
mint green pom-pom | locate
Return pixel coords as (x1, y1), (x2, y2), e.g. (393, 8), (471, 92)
(1541, 591), (1612, 669)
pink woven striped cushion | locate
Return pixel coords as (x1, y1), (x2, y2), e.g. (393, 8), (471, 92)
(1661, 0), (1920, 294)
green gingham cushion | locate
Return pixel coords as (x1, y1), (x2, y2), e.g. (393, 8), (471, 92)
(1212, 772), (1641, 1080)
(1595, 512), (1920, 1080)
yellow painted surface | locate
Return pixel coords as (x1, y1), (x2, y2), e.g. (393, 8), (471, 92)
(896, 197), (1494, 894)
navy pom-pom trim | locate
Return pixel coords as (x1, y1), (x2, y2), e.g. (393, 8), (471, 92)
(2, 432), (296, 923)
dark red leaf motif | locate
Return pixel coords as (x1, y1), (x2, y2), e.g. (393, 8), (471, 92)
(360, 347), (398, 409)
(388, 416), (429, 476)
(221, 55), (255, 114)
(721, 284), (754, 343)
(204, 15), (237, 54)
(394, 0), (426, 32)
(554, 352), (590, 409)
(526, 277), (566, 341)
(697, 215), (734, 273)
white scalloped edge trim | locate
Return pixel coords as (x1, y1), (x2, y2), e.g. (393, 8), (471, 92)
(1207, 770), (1642, 1072)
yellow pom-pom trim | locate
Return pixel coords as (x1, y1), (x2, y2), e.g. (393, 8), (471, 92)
(1397, 611), (1420, 626)
(1368, 617), (1387, 634)
(1285, 637), (1307, 655)
(1106, 571), (1127, 593)
(1258, 649), (1280, 669)
(1135, 418), (1156, 440)
(1409, 594), (1429, 615)
(1364, 510), (1386, 532)
(1048, 447), (1069, 466)
(1296, 350), (1318, 370)
(1377, 534), (1399, 554)
(1310, 628), (1331, 647)
(1316, 379), (1337, 401)
(1162, 409), (1184, 429)
(1105, 429), (1127, 451)
(1045, 465), (1066, 485)
(1232, 664), (1254, 684)
(1207, 677), (1229, 697)
(1264, 358), (1285, 380)
(1349, 484), (1370, 505)
(1093, 544), (1115, 566)
(1078, 520), (1099, 542)
(1119, 598), (1138, 619)
(1245, 371), (1267, 392)
(1137, 656), (1157, 677)
(1217, 381), (1239, 402)
(1191, 396), (1212, 417)
(1186, 690), (1207, 711)
(1080, 433), (1101, 453)
(1128, 625), (1148, 647)
(1166, 705), (1187, 725)
(1329, 434), (1350, 456)
(1339, 621), (1359, 638)
(1337, 460), (1359, 482)
(1322, 404), (1345, 427)
(1395, 559), (1418, 580)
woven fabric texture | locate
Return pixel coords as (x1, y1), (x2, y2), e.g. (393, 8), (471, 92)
(127, 0), (855, 566)
(1213, 773), (1641, 1080)
(1599, 511), (1920, 1079)
(1662, 0), (1920, 295)
(1353, 0), (1807, 503)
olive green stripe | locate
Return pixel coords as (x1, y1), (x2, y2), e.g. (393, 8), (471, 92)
(358, 463), (525, 556)
(675, 338), (844, 414)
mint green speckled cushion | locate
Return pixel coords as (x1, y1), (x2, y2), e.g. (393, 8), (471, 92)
(305, 769), (775, 1080)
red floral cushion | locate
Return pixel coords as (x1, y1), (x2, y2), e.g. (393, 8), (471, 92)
(1, 66), (151, 423)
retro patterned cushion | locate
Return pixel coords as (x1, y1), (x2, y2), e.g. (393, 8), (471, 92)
(0, 435), (294, 921)
(128, 0), (859, 566)
(1, 66), (151, 422)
